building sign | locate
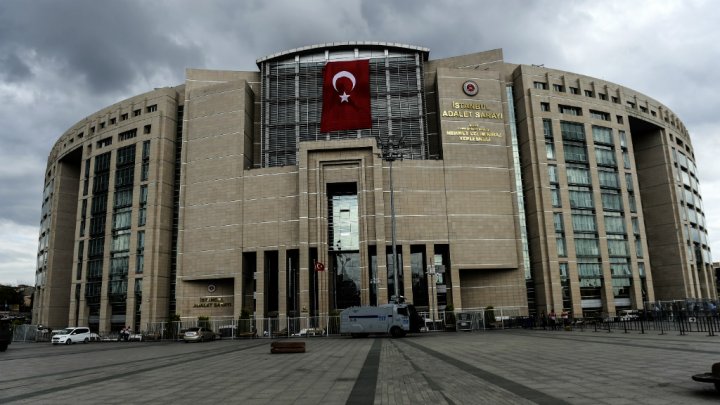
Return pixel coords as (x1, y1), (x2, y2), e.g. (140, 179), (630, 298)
(445, 123), (502, 142)
(194, 296), (232, 308)
(442, 99), (505, 143)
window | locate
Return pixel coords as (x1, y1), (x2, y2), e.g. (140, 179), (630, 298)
(551, 185), (561, 207)
(607, 238), (629, 257)
(584, 90), (594, 97)
(605, 214), (626, 234)
(592, 126), (613, 145)
(627, 101), (636, 108)
(598, 170), (619, 188)
(144, 124), (151, 134)
(142, 140), (151, 160)
(113, 207), (132, 230)
(640, 106), (648, 113)
(559, 105), (581, 116)
(628, 193), (637, 213)
(138, 185), (148, 227)
(595, 146), (617, 167)
(619, 131), (627, 148)
(110, 118), (116, 125)
(543, 119), (554, 139)
(598, 93), (608, 101)
(569, 187), (594, 209)
(589, 110), (610, 121)
(545, 141), (556, 160)
(611, 96), (619, 103)
(141, 161), (149, 181)
(575, 236), (600, 257)
(560, 121), (585, 141)
(119, 128), (137, 141)
(96, 137), (113, 148)
(115, 166), (134, 188)
(553, 84), (565, 92)
(616, 115), (624, 124)
(114, 188), (133, 208)
(548, 165), (558, 183)
(146, 104), (157, 113)
(136, 230), (145, 274)
(111, 229), (131, 253)
(554, 213), (564, 232)
(625, 173), (634, 192)
(601, 190), (623, 211)
(631, 217), (640, 235)
(90, 126), (96, 134)
(133, 109), (141, 117)
(569, 87), (579, 95)
(563, 144), (588, 163)
(622, 150), (631, 169)
(116, 145), (136, 166)
(635, 237), (644, 258)
(556, 235), (567, 257)
(566, 166), (591, 185)
(572, 213), (597, 233)
(100, 122), (106, 129)
(121, 113), (128, 121)
(534, 81), (548, 90)
(540, 102), (550, 111)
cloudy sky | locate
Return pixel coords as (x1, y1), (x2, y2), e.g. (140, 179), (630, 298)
(1, 0), (719, 285)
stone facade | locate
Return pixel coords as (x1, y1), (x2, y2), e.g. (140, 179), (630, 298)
(33, 43), (715, 332)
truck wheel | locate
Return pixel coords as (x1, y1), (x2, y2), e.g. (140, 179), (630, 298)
(390, 327), (403, 338)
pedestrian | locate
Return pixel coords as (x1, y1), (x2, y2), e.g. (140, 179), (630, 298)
(549, 309), (557, 330)
(540, 311), (547, 330)
(561, 310), (569, 328)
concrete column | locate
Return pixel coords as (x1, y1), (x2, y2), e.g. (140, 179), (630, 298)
(402, 244), (413, 302)
(278, 247), (287, 325)
(299, 247), (310, 316)
(255, 250), (265, 319)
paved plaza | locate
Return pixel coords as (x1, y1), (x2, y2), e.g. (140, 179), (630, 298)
(1, 329), (719, 404)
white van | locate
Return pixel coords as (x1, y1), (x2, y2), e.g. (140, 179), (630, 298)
(51, 327), (92, 345)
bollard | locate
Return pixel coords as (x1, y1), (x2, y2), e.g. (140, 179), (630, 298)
(708, 315), (715, 337)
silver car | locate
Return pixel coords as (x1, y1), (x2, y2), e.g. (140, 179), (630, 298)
(183, 327), (217, 342)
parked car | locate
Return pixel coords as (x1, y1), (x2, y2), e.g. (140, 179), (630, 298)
(51, 327), (92, 345)
(183, 327), (217, 342)
(291, 328), (324, 337)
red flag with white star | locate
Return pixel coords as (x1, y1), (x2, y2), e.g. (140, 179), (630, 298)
(320, 60), (372, 132)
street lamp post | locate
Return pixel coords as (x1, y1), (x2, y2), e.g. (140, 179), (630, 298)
(379, 139), (404, 303)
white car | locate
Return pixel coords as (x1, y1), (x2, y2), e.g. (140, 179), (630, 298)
(51, 327), (92, 345)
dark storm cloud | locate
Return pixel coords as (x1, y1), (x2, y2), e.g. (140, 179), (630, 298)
(2, 0), (720, 285)
(0, 51), (33, 82)
(0, 0), (204, 94)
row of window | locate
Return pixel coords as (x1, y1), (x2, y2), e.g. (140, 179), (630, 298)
(96, 125), (151, 149)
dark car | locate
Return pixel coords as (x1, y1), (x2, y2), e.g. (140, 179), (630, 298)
(0, 318), (13, 352)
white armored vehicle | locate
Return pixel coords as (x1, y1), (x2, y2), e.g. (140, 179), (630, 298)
(340, 303), (422, 338)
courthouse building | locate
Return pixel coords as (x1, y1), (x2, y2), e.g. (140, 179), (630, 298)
(32, 42), (715, 332)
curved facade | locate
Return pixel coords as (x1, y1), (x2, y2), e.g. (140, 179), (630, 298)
(33, 43), (715, 332)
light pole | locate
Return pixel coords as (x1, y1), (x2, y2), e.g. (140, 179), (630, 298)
(378, 139), (404, 303)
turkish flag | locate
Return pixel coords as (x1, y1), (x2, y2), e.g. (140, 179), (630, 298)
(320, 60), (372, 132)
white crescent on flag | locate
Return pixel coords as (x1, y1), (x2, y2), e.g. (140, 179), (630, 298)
(332, 71), (356, 92)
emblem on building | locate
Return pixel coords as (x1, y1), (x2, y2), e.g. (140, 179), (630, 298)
(462, 80), (479, 96)
(207, 284), (216, 293)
